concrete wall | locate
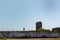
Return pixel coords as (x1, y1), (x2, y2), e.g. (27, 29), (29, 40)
(0, 32), (59, 38)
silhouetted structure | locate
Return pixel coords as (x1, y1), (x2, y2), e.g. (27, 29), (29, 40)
(36, 21), (42, 31)
(52, 27), (60, 32)
(23, 27), (25, 31)
(0, 21), (59, 38)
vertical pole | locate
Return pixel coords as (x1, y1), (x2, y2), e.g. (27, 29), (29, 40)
(36, 31), (37, 38)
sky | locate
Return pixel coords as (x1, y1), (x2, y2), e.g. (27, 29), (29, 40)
(0, 0), (60, 31)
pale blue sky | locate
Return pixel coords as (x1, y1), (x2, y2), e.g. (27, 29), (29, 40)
(0, 0), (60, 31)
